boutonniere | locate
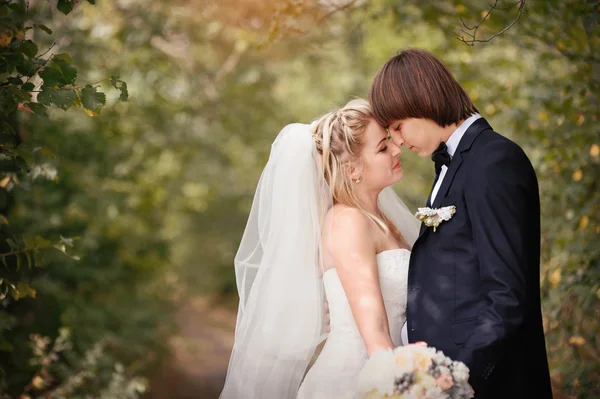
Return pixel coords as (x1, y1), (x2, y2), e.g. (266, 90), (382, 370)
(415, 206), (457, 232)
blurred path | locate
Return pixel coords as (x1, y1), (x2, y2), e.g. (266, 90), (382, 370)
(148, 297), (236, 399)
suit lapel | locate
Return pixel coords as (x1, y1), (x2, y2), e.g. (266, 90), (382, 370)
(431, 152), (463, 209)
(431, 118), (492, 209)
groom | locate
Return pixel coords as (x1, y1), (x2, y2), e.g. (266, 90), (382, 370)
(369, 49), (552, 399)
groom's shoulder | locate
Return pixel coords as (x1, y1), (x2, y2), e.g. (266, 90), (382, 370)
(472, 126), (530, 163)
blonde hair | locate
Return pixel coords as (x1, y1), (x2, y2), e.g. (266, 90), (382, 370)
(312, 98), (392, 234)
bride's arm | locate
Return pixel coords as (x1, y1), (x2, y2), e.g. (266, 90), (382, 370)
(328, 207), (394, 356)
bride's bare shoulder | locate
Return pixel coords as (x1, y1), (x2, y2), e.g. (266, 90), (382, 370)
(323, 205), (375, 255)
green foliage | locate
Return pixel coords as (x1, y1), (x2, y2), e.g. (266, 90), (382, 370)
(0, 0), (163, 398)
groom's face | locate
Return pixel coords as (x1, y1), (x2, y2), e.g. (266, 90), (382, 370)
(387, 118), (444, 157)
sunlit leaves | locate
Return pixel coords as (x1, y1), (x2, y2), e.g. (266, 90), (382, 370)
(39, 54), (78, 88)
(37, 88), (76, 110)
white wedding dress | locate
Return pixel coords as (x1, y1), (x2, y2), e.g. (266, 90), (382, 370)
(297, 248), (410, 399)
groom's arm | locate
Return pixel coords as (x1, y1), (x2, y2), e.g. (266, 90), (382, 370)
(459, 138), (539, 379)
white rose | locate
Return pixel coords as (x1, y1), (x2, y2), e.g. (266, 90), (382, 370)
(358, 349), (397, 395)
(450, 361), (470, 384)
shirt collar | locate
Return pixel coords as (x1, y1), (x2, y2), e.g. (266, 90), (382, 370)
(445, 113), (482, 156)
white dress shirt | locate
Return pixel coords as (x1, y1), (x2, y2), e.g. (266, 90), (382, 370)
(400, 113), (482, 346)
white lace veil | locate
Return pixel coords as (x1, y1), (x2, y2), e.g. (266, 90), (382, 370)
(220, 123), (419, 399)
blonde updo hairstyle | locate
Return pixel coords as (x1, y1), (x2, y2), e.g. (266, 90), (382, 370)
(312, 98), (392, 234)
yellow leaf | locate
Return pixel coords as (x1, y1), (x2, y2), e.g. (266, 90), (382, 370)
(591, 144), (599, 157)
(596, 288), (600, 300)
(549, 269), (561, 287)
(84, 108), (101, 117)
(572, 168), (583, 181)
(0, 31), (12, 47)
(577, 114), (585, 126)
(568, 336), (585, 346)
(538, 111), (549, 122)
(579, 215), (589, 229)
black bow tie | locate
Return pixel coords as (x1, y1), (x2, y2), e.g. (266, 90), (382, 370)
(431, 142), (451, 175)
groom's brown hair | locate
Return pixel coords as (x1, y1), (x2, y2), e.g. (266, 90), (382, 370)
(369, 48), (478, 128)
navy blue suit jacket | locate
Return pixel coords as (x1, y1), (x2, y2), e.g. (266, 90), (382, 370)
(407, 119), (552, 398)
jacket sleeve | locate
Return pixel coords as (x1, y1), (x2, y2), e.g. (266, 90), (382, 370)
(458, 138), (539, 379)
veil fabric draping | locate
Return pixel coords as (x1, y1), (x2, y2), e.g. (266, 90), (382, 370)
(220, 123), (420, 399)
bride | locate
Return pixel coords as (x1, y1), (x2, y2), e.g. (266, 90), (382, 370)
(220, 99), (420, 399)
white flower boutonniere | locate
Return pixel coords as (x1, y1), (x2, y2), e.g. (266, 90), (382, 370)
(415, 206), (457, 232)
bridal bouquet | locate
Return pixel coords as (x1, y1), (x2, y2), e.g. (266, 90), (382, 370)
(358, 343), (474, 399)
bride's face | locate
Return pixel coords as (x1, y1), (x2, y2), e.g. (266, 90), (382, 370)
(354, 119), (403, 188)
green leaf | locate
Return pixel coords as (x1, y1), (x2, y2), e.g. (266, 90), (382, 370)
(25, 252), (32, 268)
(57, 0), (74, 15)
(23, 235), (35, 249)
(33, 250), (42, 267)
(37, 89), (76, 110)
(87, 0), (96, 4)
(80, 85), (106, 112)
(6, 238), (17, 250)
(40, 146), (56, 159)
(53, 53), (73, 64)
(34, 236), (52, 247)
(26, 102), (47, 117)
(111, 76), (129, 102)
(16, 59), (36, 77)
(34, 24), (53, 35)
(0, 121), (17, 136)
(584, 12), (599, 33)
(40, 59), (77, 88)
(0, 89), (18, 115)
(15, 253), (21, 271)
(53, 59), (77, 85)
(21, 82), (35, 92)
(18, 40), (38, 58)
(7, 77), (22, 85)
(39, 66), (65, 88)
(118, 82), (129, 102)
(4, 53), (24, 75)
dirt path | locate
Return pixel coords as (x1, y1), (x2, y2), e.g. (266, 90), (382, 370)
(148, 297), (237, 399)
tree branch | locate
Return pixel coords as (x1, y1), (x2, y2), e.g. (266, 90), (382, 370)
(457, 0), (527, 46)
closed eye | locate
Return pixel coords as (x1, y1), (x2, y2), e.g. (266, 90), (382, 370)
(379, 146), (388, 153)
